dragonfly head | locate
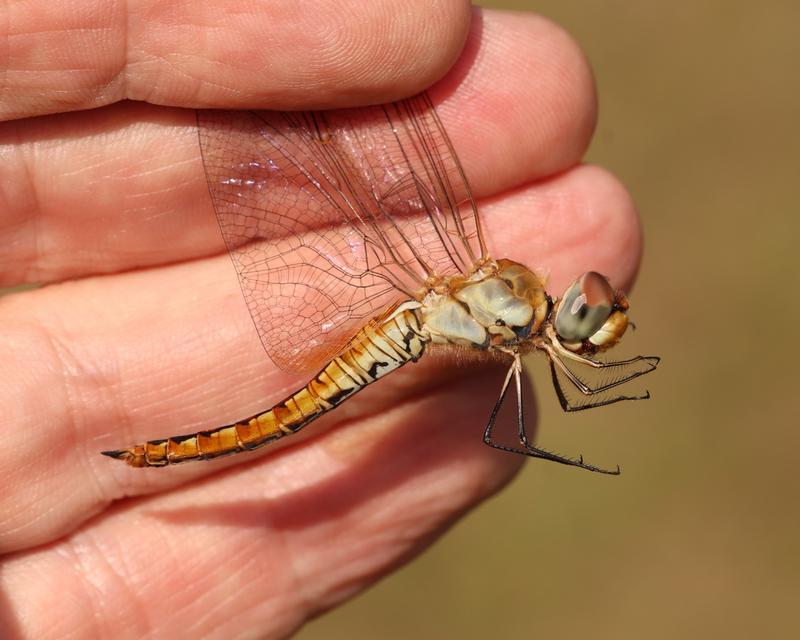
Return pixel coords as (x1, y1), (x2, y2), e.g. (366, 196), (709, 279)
(552, 272), (630, 353)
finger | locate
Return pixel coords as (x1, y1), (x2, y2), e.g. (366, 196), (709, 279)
(0, 9), (597, 285)
(0, 164), (640, 553)
(0, 0), (471, 120)
(1, 373), (524, 638)
(482, 165), (642, 294)
(433, 9), (597, 193)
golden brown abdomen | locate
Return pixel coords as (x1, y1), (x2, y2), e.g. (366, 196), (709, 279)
(102, 304), (428, 467)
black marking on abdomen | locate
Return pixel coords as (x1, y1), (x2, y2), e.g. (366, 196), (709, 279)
(400, 329), (414, 353)
(325, 386), (358, 407)
(169, 432), (201, 444)
(367, 359), (389, 379)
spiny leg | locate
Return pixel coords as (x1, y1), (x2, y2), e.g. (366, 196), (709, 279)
(482, 356), (620, 475)
(561, 351), (661, 372)
(549, 359), (651, 413)
(546, 346), (658, 396)
(547, 327), (660, 373)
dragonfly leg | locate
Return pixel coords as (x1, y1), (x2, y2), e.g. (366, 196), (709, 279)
(545, 344), (658, 396)
(548, 359), (650, 413)
(546, 326), (660, 372)
(482, 356), (620, 475)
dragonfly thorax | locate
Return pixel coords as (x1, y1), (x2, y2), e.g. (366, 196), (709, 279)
(419, 258), (549, 350)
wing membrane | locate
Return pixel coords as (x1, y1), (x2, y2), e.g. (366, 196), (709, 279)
(197, 93), (486, 372)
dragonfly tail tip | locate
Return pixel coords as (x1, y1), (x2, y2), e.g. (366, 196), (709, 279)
(101, 447), (150, 467)
(101, 449), (133, 463)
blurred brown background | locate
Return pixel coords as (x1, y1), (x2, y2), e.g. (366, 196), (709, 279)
(298, 1), (799, 639)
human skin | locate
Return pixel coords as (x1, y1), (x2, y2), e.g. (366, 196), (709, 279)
(0, 2), (642, 638)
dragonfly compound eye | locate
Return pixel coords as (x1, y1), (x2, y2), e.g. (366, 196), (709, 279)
(554, 272), (620, 343)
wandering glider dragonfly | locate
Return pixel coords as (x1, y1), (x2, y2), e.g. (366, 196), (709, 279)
(103, 93), (659, 475)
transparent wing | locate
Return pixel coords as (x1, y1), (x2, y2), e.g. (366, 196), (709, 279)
(197, 93), (487, 373)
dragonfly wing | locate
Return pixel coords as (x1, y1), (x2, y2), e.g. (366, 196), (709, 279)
(197, 93), (486, 373)
(330, 93), (487, 282)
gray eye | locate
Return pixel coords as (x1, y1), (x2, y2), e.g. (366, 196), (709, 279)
(554, 272), (615, 341)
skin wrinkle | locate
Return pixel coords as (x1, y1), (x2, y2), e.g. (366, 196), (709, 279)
(45, 323), (93, 459)
(13, 129), (41, 283)
(262, 472), (309, 635)
(41, 538), (99, 638)
(165, 488), (304, 629)
(0, 2), (8, 104)
(312, 5), (379, 77)
(286, 461), (472, 624)
(142, 501), (298, 636)
(83, 541), (140, 639)
(146, 533), (209, 635)
(120, 0), (130, 100)
(69, 536), (113, 638)
(309, 502), (459, 619)
(4, 309), (123, 543)
(28, 327), (92, 534)
(195, 553), (284, 637)
(79, 528), (157, 638)
(1, 312), (75, 473)
(109, 1), (154, 106)
(1, 476), (68, 541)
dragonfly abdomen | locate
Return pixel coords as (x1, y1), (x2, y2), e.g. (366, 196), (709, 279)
(102, 304), (428, 467)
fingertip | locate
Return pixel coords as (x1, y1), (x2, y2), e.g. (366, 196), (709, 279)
(129, 0), (473, 110)
(304, 0), (473, 108)
(434, 10), (598, 187)
(574, 164), (643, 292)
(482, 164), (642, 293)
(1, 0), (474, 118)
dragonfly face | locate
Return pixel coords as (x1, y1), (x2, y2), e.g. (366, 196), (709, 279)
(102, 93), (658, 473)
(552, 271), (630, 354)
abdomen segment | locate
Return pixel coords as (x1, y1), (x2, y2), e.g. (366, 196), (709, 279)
(102, 305), (427, 467)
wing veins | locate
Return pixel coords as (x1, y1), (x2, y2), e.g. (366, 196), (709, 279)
(386, 99), (470, 275)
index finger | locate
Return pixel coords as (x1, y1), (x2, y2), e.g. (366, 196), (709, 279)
(1, 0), (471, 120)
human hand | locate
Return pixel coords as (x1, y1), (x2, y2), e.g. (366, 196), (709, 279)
(0, 3), (641, 638)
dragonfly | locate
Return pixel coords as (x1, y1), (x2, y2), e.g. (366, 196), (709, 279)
(102, 93), (659, 475)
